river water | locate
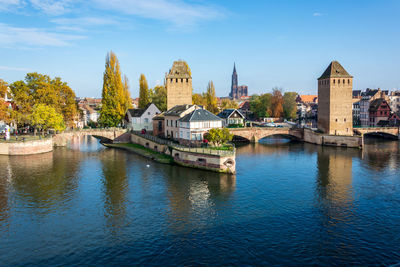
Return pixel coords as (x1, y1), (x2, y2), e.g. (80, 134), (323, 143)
(0, 136), (399, 266)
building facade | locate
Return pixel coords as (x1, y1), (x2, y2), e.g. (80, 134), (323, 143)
(165, 61), (193, 110)
(359, 89), (388, 127)
(388, 91), (400, 115)
(217, 109), (245, 127)
(125, 103), (161, 131)
(178, 109), (223, 145)
(229, 63), (248, 99)
(164, 104), (200, 140)
(369, 98), (391, 127)
(317, 61), (353, 136)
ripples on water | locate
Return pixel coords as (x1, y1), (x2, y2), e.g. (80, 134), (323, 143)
(0, 136), (399, 266)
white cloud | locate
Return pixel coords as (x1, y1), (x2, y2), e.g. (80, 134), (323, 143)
(52, 16), (119, 27)
(313, 12), (323, 17)
(0, 0), (25, 11)
(92, 0), (224, 27)
(29, 0), (73, 15)
(0, 23), (85, 47)
(0, 65), (31, 71)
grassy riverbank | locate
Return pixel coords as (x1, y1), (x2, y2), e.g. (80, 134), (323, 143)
(104, 143), (174, 164)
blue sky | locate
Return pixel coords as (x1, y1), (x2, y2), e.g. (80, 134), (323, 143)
(0, 0), (399, 97)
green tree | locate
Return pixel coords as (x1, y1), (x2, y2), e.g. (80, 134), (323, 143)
(139, 74), (150, 109)
(283, 92), (298, 120)
(250, 93), (272, 119)
(99, 51), (126, 127)
(205, 81), (218, 114)
(151, 85), (167, 111)
(204, 128), (233, 147)
(270, 88), (284, 118)
(9, 73), (78, 129)
(30, 104), (65, 135)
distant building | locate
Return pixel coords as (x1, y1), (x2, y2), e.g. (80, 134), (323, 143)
(152, 113), (165, 137)
(359, 89), (388, 127)
(125, 103), (161, 131)
(388, 91), (400, 115)
(229, 63), (248, 99)
(353, 100), (361, 126)
(217, 109), (245, 127)
(296, 95), (318, 120)
(178, 109), (223, 145)
(166, 61), (192, 110)
(317, 61), (353, 136)
(369, 98), (391, 127)
(164, 104), (200, 140)
(238, 100), (252, 120)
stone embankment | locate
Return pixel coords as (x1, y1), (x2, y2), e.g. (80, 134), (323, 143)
(53, 128), (127, 146)
(0, 138), (53, 155)
(111, 132), (236, 174)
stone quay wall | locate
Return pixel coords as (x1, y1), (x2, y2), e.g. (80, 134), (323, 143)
(53, 129), (127, 146)
(0, 139), (53, 155)
(172, 148), (236, 174)
(303, 128), (362, 148)
(130, 132), (236, 174)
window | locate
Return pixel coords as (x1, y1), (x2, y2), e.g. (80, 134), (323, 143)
(175, 121), (177, 127)
(186, 79), (188, 82)
(180, 131), (183, 138)
(333, 79), (335, 84)
(343, 79), (345, 84)
(148, 112), (150, 115)
(181, 78), (183, 82)
(176, 78), (178, 82)
(144, 118), (149, 123)
(348, 79), (350, 84)
(187, 132), (190, 139)
(170, 78), (173, 82)
(335, 118), (338, 122)
(338, 79), (340, 84)
(166, 120), (169, 126)
(344, 118), (346, 122)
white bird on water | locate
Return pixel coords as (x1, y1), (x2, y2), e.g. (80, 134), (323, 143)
(146, 164), (150, 168)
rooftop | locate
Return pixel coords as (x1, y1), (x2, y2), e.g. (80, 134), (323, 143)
(217, 109), (245, 119)
(164, 104), (195, 116)
(318, 61), (353, 80)
(166, 60), (191, 79)
(179, 109), (223, 122)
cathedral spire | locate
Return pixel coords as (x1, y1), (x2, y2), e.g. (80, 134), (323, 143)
(233, 62), (236, 74)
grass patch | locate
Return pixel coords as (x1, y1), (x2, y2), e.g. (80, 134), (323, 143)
(106, 143), (174, 164)
(207, 145), (234, 151)
(0, 135), (51, 143)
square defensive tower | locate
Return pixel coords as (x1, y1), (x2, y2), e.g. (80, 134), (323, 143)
(166, 61), (193, 110)
(318, 61), (353, 136)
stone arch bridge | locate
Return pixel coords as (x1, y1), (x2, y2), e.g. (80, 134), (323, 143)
(229, 127), (303, 142)
(354, 127), (399, 139)
(53, 128), (127, 146)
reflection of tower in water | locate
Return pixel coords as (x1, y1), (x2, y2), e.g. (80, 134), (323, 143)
(317, 147), (356, 207)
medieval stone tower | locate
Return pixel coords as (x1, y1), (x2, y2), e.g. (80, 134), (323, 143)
(165, 60), (193, 110)
(317, 61), (353, 136)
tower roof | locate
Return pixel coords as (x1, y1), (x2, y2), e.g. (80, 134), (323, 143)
(318, 61), (353, 80)
(166, 60), (191, 79)
(233, 63), (236, 74)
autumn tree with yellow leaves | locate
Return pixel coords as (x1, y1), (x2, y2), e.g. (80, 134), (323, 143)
(99, 51), (131, 127)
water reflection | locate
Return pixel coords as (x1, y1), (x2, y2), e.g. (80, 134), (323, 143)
(164, 165), (236, 234)
(98, 149), (129, 234)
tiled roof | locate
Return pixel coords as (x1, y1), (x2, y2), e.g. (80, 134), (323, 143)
(217, 109), (245, 119)
(179, 109), (222, 122)
(369, 98), (389, 112)
(127, 103), (153, 117)
(318, 61), (353, 80)
(164, 104), (194, 116)
(299, 95), (318, 103)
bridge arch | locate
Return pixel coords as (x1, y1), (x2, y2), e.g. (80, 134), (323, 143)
(363, 131), (399, 140)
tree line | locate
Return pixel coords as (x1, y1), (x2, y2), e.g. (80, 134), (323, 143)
(0, 74), (77, 134)
(249, 88), (297, 120)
